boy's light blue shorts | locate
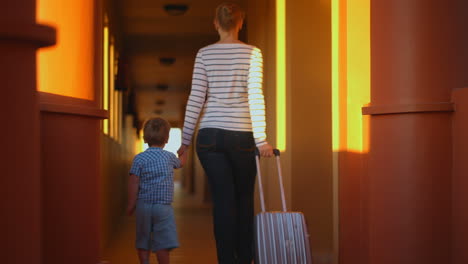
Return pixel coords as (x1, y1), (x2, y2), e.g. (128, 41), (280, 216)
(135, 201), (179, 252)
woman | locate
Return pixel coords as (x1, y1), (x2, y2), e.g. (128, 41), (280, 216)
(177, 2), (273, 263)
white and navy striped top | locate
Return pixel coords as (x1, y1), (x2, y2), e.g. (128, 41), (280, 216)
(182, 43), (267, 146)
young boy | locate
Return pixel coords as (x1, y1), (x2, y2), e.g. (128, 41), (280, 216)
(127, 117), (187, 264)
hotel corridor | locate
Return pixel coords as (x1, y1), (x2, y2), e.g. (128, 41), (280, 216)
(3, 0), (468, 264)
(103, 182), (217, 264)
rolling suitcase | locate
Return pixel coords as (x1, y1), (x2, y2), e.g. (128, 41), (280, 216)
(254, 149), (312, 264)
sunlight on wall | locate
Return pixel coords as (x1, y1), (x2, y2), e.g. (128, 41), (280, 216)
(165, 129), (182, 155)
(102, 26), (122, 140)
(103, 25), (109, 135)
(347, 0), (370, 153)
(110, 42), (115, 138)
(332, 0), (370, 153)
(37, 0), (95, 100)
(135, 138), (143, 155)
(276, 0), (286, 151)
(110, 42), (116, 139)
(141, 135), (147, 152)
(332, 0), (341, 152)
(140, 128), (181, 155)
(136, 130), (144, 154)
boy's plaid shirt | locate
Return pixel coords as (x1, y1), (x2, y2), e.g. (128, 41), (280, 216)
(129, 147), (181, 204)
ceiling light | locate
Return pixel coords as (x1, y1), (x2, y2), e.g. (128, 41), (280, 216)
(163, 4), (189, 16)
(156, 84), (169, 91)
(159, 57), (176, 66)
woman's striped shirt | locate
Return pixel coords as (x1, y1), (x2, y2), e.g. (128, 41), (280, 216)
(182, 43), (267, 147)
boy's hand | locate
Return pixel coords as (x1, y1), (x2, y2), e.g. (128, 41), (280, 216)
(178, 145), (188, 167)
(126, 205), (136, 216)
(177, 144), (188, 156)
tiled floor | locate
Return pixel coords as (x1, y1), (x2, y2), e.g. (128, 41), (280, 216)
(102, 183), (218, 264)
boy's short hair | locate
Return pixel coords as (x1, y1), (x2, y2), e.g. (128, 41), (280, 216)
(143, 117), (171, 146)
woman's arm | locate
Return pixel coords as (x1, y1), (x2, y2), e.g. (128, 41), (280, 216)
(247, 48), (267, 145)
(181, 50), (208, 147)
(248, 48), (273, 157)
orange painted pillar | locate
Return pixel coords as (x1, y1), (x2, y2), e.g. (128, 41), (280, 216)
(0, 1), (55, 263)
(363, 1), (455, 263)
(451, 2), (468, 264)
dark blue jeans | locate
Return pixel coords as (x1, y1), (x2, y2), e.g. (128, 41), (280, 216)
(196, 128), (256, 264)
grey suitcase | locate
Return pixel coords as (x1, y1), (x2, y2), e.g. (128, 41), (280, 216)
(255, 149), (312, 264)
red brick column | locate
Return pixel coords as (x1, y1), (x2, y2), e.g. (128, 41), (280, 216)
(0, 1), (55, 263)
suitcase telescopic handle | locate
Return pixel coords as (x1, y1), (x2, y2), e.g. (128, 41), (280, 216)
(255, 148), (287, 212)
(254, 148), (266, 212)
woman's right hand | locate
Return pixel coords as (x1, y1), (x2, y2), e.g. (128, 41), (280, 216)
(258, 143), (274, 157)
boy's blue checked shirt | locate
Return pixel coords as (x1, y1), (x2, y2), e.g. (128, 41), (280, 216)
(130, 147), (181, 204)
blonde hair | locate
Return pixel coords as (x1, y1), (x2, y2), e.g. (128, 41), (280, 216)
(215, 2), (245, 31)
(143, 117), (171, 146)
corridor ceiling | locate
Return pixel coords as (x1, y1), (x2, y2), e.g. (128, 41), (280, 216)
(118, 0), (246, 127)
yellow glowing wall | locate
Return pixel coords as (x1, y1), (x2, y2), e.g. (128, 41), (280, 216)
(37, 0), (95, 100)
(103, 30), (122, 141)
(332, 0), (370, 153)
(276, 0), (286, 151)
(110, 42), (115, 138)
(103, 26), (109, 135)
(332, 0), (341, 152)
(346, 0), (370, 152)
